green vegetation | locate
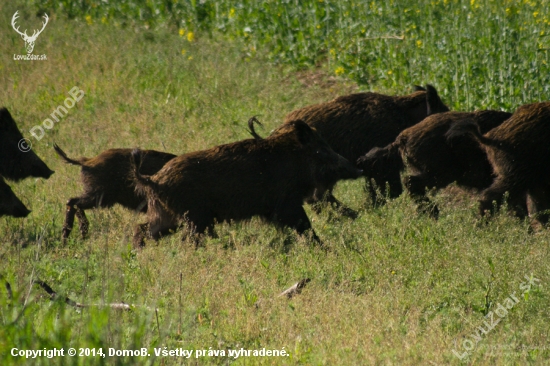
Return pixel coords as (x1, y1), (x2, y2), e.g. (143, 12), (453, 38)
(31, 0), (550, 110)
(1, 0), (550, 364)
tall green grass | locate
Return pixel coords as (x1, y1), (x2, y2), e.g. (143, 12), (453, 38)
(30, 0), (550, 110)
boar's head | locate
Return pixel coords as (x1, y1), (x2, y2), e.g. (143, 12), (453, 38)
(357, 144), (404, 198)
(287, 119), (362, 188)
(0, 108), (54, 181)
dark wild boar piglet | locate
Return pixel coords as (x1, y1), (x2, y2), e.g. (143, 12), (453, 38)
(446, 102), (550, 225)
(284, 85), (449, 217)
(0, 176), (31, 218)
(132, 120), (361, 248)
(53, 144), (176, 241)
(358, 110), (512, 217)
(0, 107), (54, 181)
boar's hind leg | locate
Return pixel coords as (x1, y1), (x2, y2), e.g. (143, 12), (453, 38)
(133, 220), (179, 249)
(403, 174), (440, 219)
(479, 178), (528, 219)
(181, 213), (216, 247)
(133, 223), (149, 248)
(528, 184), (550, 225)
(272, 203), (321, 244)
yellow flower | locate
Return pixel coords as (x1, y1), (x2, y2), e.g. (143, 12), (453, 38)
(187, 31), (195, 42)
(316, 24), (321, 29)
(416, 40), (423, 47)
(335, 66), (345, 76)
(387, 70), (393, 75)
(506, 8), (511, 15)
(85, 15), (92, 25)
(534, 11), (539, 18)
(229, 8), (235, 18)
(329, 49), (336, 57)
(101, 17), (107, 24)
(188, 56), (193, 60)
(181, 49), (186, 55)
(541, 30), (545, 36)
(179, 28), (185, 37)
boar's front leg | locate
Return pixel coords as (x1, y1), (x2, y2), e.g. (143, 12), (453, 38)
(403, 174), (440, 219)
(62, 196), (95, 241)
(307, 188), (358, 219)
(272, 201), (322, 245)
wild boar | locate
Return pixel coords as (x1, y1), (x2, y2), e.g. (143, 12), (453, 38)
(132, 120), (362, 248)
(53, 144), (176, 240)
(446, 102), (550, 224)
(0, 107), (54, 181)
(358, 110), (512, 217)
(0, 176), (30, 218)
(283, 85), (449, 216)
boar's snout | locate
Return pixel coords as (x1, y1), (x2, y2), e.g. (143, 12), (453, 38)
(30, 155), (55, 179)
(12, 205), (31, 218)
(336, 153), (362, 180)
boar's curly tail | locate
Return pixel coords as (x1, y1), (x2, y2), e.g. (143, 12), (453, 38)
(445, 120), (495, 146)
(247, 116), (264, 140)
(357, 142), (404, 174)
(53, 143), (87, 166)
(131, 149), (156, 191)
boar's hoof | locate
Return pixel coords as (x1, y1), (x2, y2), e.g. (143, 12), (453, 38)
(339, 206), (359, 220)
(417, 201), (440, 219)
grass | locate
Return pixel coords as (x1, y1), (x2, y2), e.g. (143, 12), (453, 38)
(1, 0), (550, 365)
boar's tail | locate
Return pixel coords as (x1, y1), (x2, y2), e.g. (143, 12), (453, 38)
(131, 148), (156, 192)
(445, 120), (494, 146)
(247, 116), (264, 140)
(357, 142), (404, 173)
(53, 143), (87, 166)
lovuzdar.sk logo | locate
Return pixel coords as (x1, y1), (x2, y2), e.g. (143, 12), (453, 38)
(12, 11), (48, 61)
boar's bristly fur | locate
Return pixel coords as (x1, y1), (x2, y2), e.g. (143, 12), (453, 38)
(446, 102), (550, 224)
(359, 110), (512, 217)
(54, 143), (176, 241)
(283, 85), (449, 216)
(132, 120), (361, 248)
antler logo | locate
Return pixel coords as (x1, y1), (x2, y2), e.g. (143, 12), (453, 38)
(11, 11), (49, 54)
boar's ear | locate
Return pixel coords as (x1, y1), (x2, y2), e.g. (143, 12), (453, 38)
(291, 120), (316, 146)
(425, 85), (449, 115)
(413, 85), (426, 92)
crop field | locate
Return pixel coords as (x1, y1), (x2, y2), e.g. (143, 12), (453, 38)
(1, 0), (550, 365)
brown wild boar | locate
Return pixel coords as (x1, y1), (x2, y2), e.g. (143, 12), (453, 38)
(283, 85), (449, 217)
(358, 110), (512, 217)
(0, 176), (31, 218)
(446, 102), (550, 224)
(53, 144), (176, 240)
(132, 120), (362, 248)
(0, 107), (54, 181)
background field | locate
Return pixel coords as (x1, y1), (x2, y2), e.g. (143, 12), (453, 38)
(1, 0), (550, 365)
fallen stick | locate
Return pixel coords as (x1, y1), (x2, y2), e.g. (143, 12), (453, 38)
(33, 279), (155, 311)
(278, 278), (311, 299)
